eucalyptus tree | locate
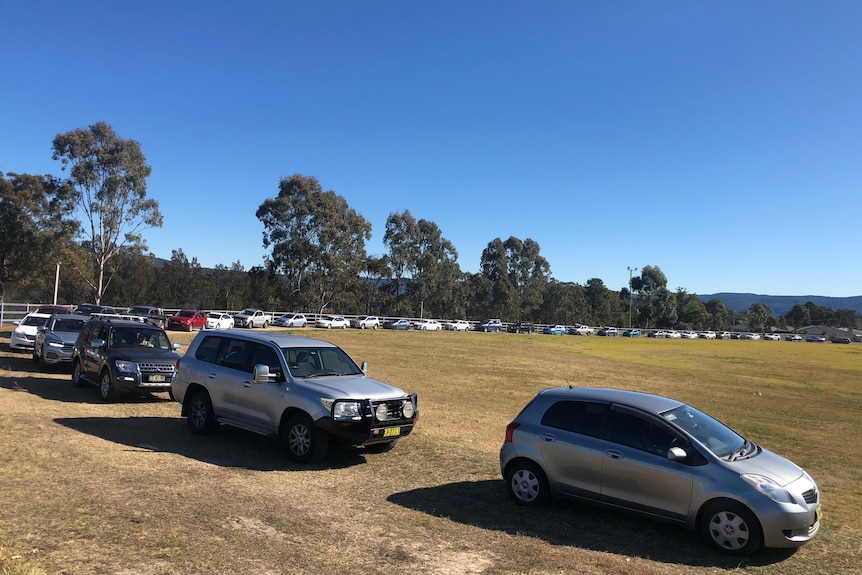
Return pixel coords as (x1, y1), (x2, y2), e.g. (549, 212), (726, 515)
(51, 122), (161, 304)
(747, 303), (773, 333)
(539, 280), (589, 325)
(503, 237), (550, 319)
(413, 219), (460, 318)
(584, 277), (614, 326)
(383, 210), (420, 310)
(0, 171), (76, 302)
(704, 298), (734, 330)
(479, 238), (518, 319)
(257, 174), (371, 314)
(676, 289), (710, 329)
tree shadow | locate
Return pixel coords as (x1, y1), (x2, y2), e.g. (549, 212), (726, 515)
(55, 416), (369, 471)
(387, 481), (797, 568)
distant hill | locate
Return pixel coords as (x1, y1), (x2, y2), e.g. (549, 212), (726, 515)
(698, 293), (862, 316)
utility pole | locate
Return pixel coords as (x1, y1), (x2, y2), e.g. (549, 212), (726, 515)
(627, 266), (638, 329)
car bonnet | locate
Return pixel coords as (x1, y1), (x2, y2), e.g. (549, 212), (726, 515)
(725, 447), (805, 486)
(296, 374), (409, 400)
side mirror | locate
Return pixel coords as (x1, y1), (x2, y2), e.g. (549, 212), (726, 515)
(360, 361), (368, 376)
(253, 364), (275, 384)
(667, 446), (688, 462)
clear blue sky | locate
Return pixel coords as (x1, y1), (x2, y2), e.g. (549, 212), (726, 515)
(2, 1), (860, 297)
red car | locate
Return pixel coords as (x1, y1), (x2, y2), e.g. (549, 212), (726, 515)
(166, 310), (207, 331)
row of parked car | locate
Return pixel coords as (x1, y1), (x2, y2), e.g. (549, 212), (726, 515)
(3, 307), (823, 557)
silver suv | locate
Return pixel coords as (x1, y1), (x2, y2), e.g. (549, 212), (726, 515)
(500, 387), (820, 556)
(172, 330), (419, 463)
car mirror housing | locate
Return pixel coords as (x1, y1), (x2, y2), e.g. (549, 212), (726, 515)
(361, 361), (368, 376)
(668, 446), (688, 461)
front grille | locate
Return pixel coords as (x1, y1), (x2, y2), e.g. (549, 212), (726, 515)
(138, 362), (176, 374)
(370, 399), (408, 422)
(802, 488), (818, 505)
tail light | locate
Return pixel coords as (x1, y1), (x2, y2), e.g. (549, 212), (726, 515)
(504, 421), (520, 443)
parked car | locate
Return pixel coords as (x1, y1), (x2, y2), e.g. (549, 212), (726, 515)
(383, 319), (412, 330)
(444, 320), (471, 332)
(233, 309), (272, 328)
(274, 313), (308, 328)
(32, 314), (89, 369)
(806, 336), (826, 343)
(500, 387), (821, 556)
(413, 319), (442, 331)
(622, 329), (641, 337)
(786, 334), (803, 342)
(478, 319), (503, 333)
(543, 325), (567, 335)
(716, 331), (732, 339)
(126, 305), (171, 327)
(167, 310), (208, 331)
(597, 327), (618, 337)
(35, 305), (72, 315)
(171, 330), (419, 463)
(205, 312), (235, 330)
(76, 303), (118, 316)
(350, 315), (380, 329)
(72, 318), (181, 401)
(314, 315), (348, 329)
(730, 332), (743, 340)
(741, 333), (762, 340)
(9, 313), (51, 351)
(681, 331), (699, 339)
(508, 322), (536, 334)
(699, 331), (717, 339)
(832, 337), (852, 344)
(568, 324), (593, 336)
(649, 330), (667, 338)
(666, 330), (682, 339)
(763, 333), (780, 341)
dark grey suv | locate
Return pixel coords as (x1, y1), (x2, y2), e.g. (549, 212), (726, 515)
(172, 330), (419, 463)
(500, 387), (820, 556)
(72, 318), (181, 401)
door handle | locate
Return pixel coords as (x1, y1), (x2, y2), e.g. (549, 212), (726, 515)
(604, 449), (624, 459)
(539, 433), (557, 442)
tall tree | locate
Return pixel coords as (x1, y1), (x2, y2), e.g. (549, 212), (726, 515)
(383, 210), (421, 312)
(503, 237), (550, 320)
(0, 172), (76, 302)
(479, 238), (517, 319)
(747, 303), (772, 332)
(413, 219), (460, 318)
(257, 174), (371, 314)
(51, 122), (161, 303)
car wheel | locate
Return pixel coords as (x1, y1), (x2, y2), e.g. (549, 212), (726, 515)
(39, 347), (49, 370)
(699, 500), (763, 556)
(99, 370), (120, 402)
(281, 413), (328, 463)
(72, 361), (86, 387)
(365, 439), (399, 454)
(506, 461), (549, 506)
(187, 323), (193, 332)
(263, 321), (268, 328)
(372, 324), (378, 330)
(32, 346), (39, 362)
(187, 391), (218, 434)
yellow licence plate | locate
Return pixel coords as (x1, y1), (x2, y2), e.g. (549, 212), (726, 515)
(383, 427), (401, 437)
(149, 374), (166, 383)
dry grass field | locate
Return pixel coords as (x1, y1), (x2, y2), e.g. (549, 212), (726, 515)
(1, 325), (860, 575)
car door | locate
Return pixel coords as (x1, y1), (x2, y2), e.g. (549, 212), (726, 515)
(81, 323), (108, 379)
(600, 405), (693, 521)
(533, 400), (607, 499)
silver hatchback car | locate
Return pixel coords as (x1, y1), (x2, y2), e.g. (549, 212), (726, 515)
(500, 388), (820, 556)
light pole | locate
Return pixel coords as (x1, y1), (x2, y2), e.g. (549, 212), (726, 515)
(627, 266), (638, 329)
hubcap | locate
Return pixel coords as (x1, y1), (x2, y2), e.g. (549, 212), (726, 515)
(289, 425), (311, 456)
(709, 511), (750, 550)
(511, 469), (539, 502)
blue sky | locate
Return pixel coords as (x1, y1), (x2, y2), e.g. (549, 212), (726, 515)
(2, 1), (860, 297)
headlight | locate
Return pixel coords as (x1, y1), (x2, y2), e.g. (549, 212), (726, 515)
(48, 341), (65, 348)
(375, 403), (389, 421)
(741, 474), (797, 504)
(402, 400), (415, 419)
(320, 398), (364, 420)
(114, 360), (139, 374)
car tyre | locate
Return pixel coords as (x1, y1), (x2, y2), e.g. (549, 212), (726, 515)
(38, 347), (49, 370)
(72, 361), (86, 387)
(699, 499), (763, 556)
(99, 370), (120, 402)
(365, 439), (398, 454)
(506, 461), (549, 506)
(282, 413), (328, 463)
(187, 391), (218, 434)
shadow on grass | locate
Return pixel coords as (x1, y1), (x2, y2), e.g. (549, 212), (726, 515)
(55, 415), (370, 471)
(387, 480), (797, 568)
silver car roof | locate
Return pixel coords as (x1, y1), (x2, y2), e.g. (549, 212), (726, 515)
(195, 330), (337, 348)
(535, 387), (684, 415)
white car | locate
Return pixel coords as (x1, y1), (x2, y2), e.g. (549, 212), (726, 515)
(665, 330), (682, 339)
(763, 333), (780, 341)
(274, 313), (307, 328)
(741, 333), (762, 340)
(681, 331), (699, 339)
(9, 313), (51, 351)
(205, 313), (235, 330)
(350, 315), (380, 329)
(698, 331), (716, 339)
(315, 315), (348, 329)
(445, 320), (471, 332)
(414, 319), (442, 331)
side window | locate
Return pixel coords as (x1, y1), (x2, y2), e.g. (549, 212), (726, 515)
(610, 409), (678, 457)
(194, 335), (224, 364)
(541, 401), (606, 438)
(250, 344), (283, 380)
(218, 339), (251, 372)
